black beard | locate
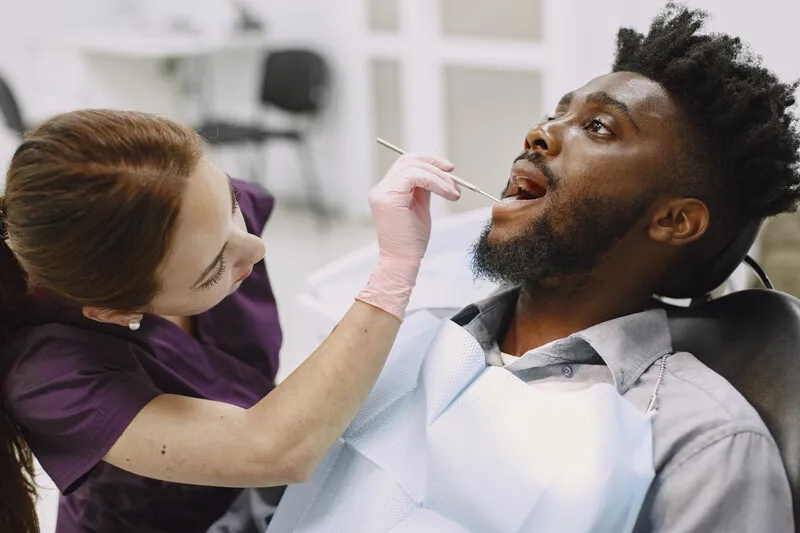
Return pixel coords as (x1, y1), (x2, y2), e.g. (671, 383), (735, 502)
(470, 193), (652, 294)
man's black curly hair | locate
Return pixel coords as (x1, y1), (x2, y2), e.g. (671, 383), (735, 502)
(612, 3), (800, 226)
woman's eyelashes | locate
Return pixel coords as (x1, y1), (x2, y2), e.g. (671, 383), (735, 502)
(200, 260), (228, 290)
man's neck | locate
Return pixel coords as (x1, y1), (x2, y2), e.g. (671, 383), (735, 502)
(498, 279), (652, 357)
(494, 235), (674, 357)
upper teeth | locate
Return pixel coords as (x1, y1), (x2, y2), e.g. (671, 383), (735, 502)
(513, 176), (535, 195)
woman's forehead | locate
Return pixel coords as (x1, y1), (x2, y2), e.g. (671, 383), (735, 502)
(159, 160), (231, 281)
(180, 160), (231, 225)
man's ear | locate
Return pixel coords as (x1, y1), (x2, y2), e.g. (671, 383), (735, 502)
(649, 197), (709, 246)
(82, 307), (143, 329)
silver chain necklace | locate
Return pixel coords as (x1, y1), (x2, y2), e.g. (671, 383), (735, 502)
(645, 356), (668, 416)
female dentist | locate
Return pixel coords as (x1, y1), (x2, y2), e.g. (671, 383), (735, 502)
(0, 109), (460, 533)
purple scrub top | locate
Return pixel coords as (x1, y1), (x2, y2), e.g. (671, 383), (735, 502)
(0, 180), (283, 533)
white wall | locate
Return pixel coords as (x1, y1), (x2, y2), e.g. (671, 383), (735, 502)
(616, 0), (800, 84)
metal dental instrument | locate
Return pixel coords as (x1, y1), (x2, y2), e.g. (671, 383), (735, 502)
(376, 138), (501, 203)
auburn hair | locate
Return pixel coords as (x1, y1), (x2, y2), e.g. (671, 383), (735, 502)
(0, 109), (206, 532)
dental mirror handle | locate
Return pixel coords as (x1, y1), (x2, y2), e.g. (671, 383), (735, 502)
(376, 138), (500, 203)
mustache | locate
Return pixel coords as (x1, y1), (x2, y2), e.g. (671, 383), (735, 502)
(513, 151), (557, 189)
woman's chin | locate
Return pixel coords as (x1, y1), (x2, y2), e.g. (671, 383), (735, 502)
(227, 281), (243, 295)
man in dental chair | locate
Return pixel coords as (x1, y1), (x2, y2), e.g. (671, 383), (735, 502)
(268, 4), (798, 532)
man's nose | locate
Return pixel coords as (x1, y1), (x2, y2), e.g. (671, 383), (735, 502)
(524, 122), (561, 156)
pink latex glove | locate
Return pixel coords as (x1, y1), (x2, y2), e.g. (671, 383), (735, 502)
(356, 153), (461, 320)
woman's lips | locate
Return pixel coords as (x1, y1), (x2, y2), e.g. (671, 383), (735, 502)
(236, 266), (253, 283)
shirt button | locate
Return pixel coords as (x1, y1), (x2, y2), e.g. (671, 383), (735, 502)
(562, 365), (573, 378)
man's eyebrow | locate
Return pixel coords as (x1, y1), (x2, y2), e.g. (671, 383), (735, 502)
(556, 91), (574, 109)
(585, 91), (640, 130)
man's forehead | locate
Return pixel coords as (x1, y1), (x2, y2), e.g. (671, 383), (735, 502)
(564, 71), (677, 121)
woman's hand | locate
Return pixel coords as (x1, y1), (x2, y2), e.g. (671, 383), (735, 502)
(369, 153), (461, 264)
(357, 153), (461, 319)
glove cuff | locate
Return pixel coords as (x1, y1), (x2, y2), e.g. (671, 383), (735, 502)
(355, 258), (420, 321)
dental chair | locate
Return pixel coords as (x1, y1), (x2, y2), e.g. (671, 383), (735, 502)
(660, 288), (800, 528)
(297, 210), (799, 528)
(653, 219), (800, 529)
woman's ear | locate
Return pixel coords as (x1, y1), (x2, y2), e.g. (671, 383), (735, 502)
(82, 307), (143, 329)
(649, 197), (709, 247)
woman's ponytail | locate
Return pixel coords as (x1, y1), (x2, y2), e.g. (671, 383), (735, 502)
(0, 197), (27, 319)
(0, 408), (38, 533)
(0, 199), (40, 532)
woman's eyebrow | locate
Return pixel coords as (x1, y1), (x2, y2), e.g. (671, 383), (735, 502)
(226, 174), (238, 214)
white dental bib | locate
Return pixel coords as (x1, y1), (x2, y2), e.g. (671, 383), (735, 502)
(271, 311), (656, 532)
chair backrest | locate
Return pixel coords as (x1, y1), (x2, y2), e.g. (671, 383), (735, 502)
(658, 289), (800, 526)
(0, 73), (24, 136)
(259, 50), (330, 114)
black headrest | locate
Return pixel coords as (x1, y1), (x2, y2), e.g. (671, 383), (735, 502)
(656, 219), (763, 299)
(657, 290), (800, 526)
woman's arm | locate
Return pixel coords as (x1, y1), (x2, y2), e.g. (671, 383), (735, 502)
(103, 153), (461, 487)
(105, 301), (400, 486)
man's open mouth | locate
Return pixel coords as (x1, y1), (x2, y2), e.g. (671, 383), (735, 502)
(501, 175), (548, 203)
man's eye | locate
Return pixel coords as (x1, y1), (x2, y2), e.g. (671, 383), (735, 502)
(586, 119), (613, 136)
(542, 114), (556, 122)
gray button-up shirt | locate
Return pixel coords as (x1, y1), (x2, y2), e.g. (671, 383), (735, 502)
(433, 288), (793, 532)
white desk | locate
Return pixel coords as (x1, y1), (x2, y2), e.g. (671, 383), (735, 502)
(49, 30), (270, 59)
(34, 30), (270, 123)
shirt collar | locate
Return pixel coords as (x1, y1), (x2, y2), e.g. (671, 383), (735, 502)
(452, 287), (674, 394)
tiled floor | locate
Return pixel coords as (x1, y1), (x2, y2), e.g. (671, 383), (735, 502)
(35, 203), (375, 531)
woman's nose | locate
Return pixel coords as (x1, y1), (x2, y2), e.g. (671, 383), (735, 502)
(232, 231), (266, 269)
(246, 234), (266, 266)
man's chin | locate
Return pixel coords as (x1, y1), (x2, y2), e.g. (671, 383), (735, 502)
(490, 199), (551, 232)
(471, 222), (526, 286)
(485, 220), (528, 246)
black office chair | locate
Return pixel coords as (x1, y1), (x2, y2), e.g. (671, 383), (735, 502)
(651, 219), (799, 528)
(0, 73), (25, 137)
(197, 49), (331, 222)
